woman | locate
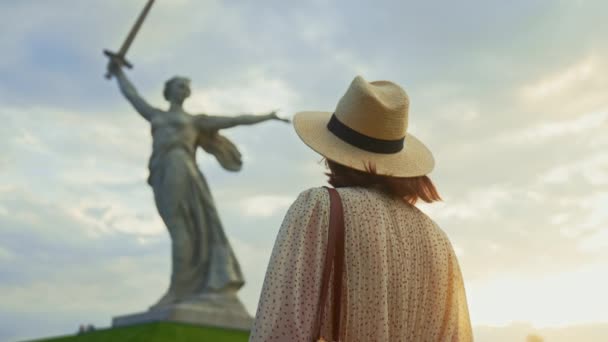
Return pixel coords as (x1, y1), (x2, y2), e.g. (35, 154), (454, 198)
(250, 76), (473, 341)
(106, 60), (287, 308)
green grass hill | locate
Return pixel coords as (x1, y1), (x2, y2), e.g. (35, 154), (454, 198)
(26, 322), (250, 342)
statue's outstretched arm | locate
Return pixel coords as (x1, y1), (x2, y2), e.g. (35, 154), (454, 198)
(195, 111), (289, 131)
(111, 67), (159, 121)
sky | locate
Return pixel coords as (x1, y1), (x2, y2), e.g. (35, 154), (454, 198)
(0, 0), (607, 341)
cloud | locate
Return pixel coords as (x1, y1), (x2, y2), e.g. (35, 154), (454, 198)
(576, 193), (608, 234)
(2, 0), (608, 340)
(497, 110), (608, 144)
(0, 252), (170, 341)
(0, 246), (14, 262)
(229, 238), (274, 315)
(0, 255), (167, 315)
(0, 184), (171, 342)
(539, 151), (608, 185)
(420, 185), (511, 221)
(187, 74), (299, 116)
(521, 57), (596, 99)
(579, 228), (608, 253)
(66, 200), (165, 237)
(467, 263), (608, 328)
(240, 194), (294, 218)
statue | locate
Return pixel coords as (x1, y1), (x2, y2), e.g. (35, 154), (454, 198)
(106, 59), (287, 308)
(105, 2), (287, 329)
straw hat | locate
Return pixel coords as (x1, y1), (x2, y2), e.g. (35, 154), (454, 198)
(293, 76), (434, 177)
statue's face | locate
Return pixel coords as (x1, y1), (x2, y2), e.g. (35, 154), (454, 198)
(168, 78), (191, 102)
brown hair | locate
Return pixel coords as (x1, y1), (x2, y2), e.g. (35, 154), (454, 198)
(325, 159), (441, 205)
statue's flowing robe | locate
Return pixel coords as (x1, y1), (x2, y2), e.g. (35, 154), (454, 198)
(147, 119), (244, 302)
(197, 131), (243, 172)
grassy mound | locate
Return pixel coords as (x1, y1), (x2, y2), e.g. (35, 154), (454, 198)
(27, 322), (250, 342)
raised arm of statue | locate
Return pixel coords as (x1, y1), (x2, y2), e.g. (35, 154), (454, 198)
(195, 111), (289, 131)
(108, 62), (159, 121)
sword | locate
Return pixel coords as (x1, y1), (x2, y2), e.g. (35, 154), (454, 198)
(103, 0), (156, 79)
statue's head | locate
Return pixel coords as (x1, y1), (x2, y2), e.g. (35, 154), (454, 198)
(163, 76), (191, 104)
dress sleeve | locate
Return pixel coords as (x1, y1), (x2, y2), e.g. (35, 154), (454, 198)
(450, 253), (474, 341)
(249, 188), (330, 342)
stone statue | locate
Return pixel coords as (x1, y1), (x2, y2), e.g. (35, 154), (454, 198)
(103, 1), (287, 328)
(106, 59), (288, 309)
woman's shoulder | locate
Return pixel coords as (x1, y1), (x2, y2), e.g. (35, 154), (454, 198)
(289, 187), (330, 211)
(291, 186), (393, 214)
(292, 186), (426, 208)
(295, 186), (394, 202)
(277, 188), (330, 235)
(296, 186), (329, 198)
(293, 186), (373, 204)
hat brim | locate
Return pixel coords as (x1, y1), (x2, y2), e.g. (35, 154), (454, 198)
(293, 111), (435, 177)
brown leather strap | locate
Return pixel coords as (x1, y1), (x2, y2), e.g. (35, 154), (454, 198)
(329, 188), (345, 340)
(313, 187), (346, 341)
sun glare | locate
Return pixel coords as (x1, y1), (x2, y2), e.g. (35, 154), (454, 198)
(467, 263), (608, 328)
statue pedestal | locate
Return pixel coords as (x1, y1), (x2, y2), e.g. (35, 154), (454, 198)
(112, 293), (253, 331)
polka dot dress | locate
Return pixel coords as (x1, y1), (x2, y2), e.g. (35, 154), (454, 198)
(250, 187), (473, 341)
